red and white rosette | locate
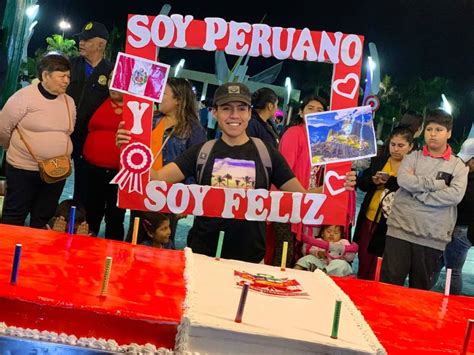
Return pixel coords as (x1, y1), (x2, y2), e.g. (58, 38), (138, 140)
(363, 95), (380, 112)
(111, 142), (152, 194)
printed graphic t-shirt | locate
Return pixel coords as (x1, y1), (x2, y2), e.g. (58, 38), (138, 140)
(174, 138), (295, 262)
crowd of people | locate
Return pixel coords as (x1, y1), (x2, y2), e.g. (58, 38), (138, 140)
(0, 21), (472, 295)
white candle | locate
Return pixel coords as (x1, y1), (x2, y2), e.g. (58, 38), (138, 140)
(444, 268), (452, 296)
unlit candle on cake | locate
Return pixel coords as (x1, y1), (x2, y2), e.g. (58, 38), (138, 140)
(215, 231), (225, 260)
(234, 283), (250, 323)
(100, 256), (113, 297)
(374, 257), (382, 282)
(331, 299), (342, 339)
(444, 268), (452, 296)
(461, 319), (474, 355)
(281, 241), (288, 271)
(10, 244), (22, 284)
(68, 206), (76, 234)
(132, 217), (140, 245)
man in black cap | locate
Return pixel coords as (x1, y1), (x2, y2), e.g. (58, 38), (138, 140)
(117, 82), (357, 263)
(67, 21), (113, 204)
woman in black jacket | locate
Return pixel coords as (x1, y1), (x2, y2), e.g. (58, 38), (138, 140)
(246, 87), (280, 148)
(353, 127), (414, 279)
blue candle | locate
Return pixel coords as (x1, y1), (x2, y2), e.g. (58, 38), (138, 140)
(68, 206), (76, 234)
(10, 244), (22, 284)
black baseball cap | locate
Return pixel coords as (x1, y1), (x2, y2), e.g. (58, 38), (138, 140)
(213, 82), (252, 106)
(74, 21), (109, 41)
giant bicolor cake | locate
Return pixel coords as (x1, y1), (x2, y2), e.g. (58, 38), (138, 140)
(0, 225), (385, 354)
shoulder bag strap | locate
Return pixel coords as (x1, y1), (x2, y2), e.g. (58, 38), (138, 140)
(16, 125), (39, 162)
(152, 127), (175, 164)
(196, 139), (217, 184)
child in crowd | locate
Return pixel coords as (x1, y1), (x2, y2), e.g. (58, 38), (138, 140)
(294, 225), (358, 276)
(126, 212), (172, 249)
(381, 109), (469, 290)
(47, 199), (89, 235)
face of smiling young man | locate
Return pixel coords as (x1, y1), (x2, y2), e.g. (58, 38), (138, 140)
(211, 83), (253, 146)
(213, 101), (252, 146)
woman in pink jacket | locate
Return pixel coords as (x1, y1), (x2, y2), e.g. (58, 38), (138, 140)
(272, 95), (328, 265)
(280, 95), (327, 191)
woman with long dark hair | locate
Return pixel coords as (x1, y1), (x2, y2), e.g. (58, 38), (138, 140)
(353, 126), (414, 279)
(270, 95), (328, 265)
(280, 95), (328, 192)
(247, 87), (280, 148)
(119, 77), (206, 244)
(150, 77), (206, 171)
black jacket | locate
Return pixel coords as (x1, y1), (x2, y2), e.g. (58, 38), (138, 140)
(67, 56), (113, 156)
(457, 171), (474, 243)
(246, 111), (280, 149)
(353, 154), (400, 255)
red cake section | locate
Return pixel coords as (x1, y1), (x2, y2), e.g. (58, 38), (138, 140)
(334, 277), (474, 354)
(0, 224), (186, 348)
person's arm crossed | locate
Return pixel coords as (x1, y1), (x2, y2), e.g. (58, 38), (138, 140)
(413, 161), (468, 207)
(397, 152), (447, 193)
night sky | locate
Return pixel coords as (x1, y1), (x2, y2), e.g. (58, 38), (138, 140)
(28, 0), (474, 133)
(29, 0), (473, 82)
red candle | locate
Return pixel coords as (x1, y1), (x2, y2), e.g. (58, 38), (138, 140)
(461, 319), (474, 355)
(234, 283), (250, 323)
(374, 257), (382, 282)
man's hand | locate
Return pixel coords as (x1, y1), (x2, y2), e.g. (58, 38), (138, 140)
(344, 170), (357, 191)
(115, 121), (131, 149)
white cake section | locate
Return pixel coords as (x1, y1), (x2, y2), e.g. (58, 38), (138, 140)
(178, 250), (385, 355)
